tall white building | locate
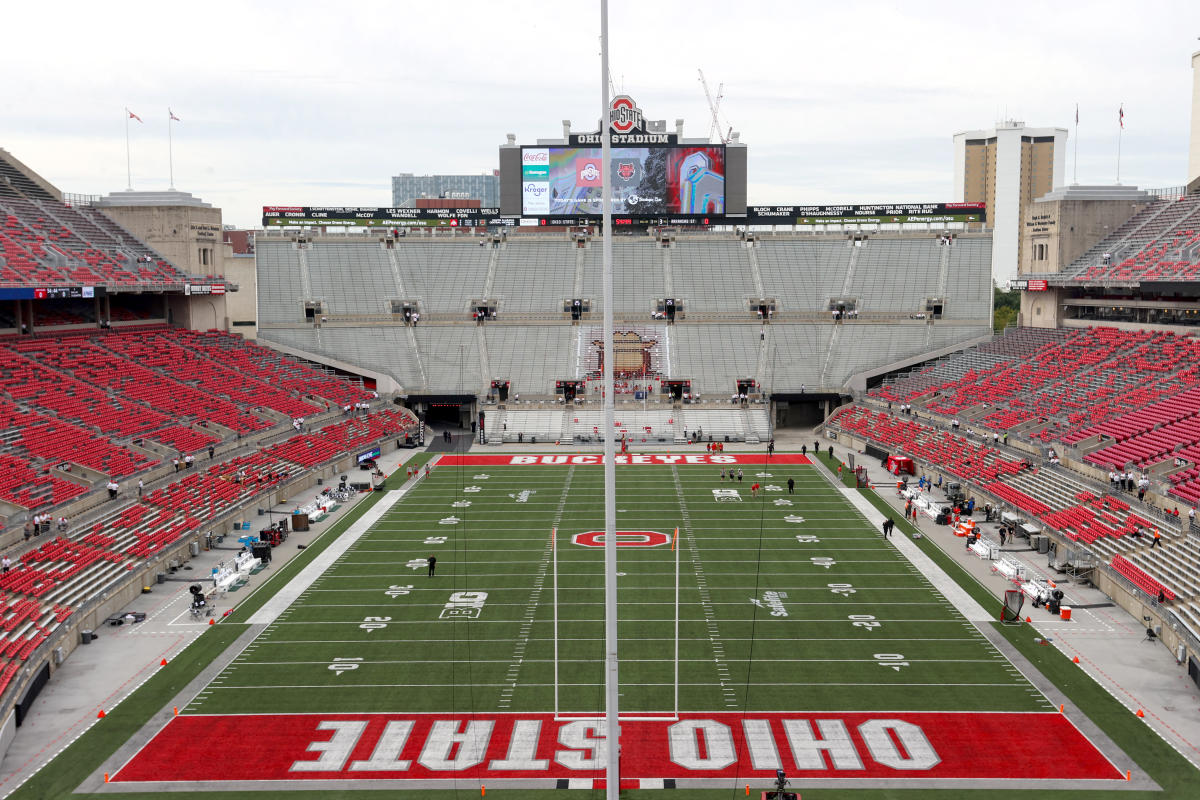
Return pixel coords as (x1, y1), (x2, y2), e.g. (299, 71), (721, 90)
(953, 121), (1067, 285)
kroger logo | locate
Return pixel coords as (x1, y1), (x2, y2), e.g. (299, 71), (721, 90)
(522, 150), (549, 165)
(524, 183), (548, 198)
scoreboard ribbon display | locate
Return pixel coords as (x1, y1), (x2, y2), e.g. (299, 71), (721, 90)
(263, 202), (986, 228)
(746, 203), (986, 225)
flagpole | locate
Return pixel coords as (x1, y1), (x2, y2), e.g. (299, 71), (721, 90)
(1072, 104), (1079, 185)
(125, 108), (132, 191)
(1116, 103), (1124, 184)
(168, 111), (175, 191)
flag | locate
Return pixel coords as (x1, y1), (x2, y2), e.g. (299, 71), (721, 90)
(169, 109), (180, 122)
(1119, 105), (1124, 129)
(127, 109), (143, 123)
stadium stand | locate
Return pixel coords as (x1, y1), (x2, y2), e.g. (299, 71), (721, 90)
(1041, 194), (1200, 284)
(255, 231), (992, 400)
(0, 315), (418, 720)
(0, 197), (192, 287)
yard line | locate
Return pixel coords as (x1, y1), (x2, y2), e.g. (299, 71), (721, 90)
(672, 466), (738, 709)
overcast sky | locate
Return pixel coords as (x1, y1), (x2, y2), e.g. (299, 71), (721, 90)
(3, 0), (1198, 228)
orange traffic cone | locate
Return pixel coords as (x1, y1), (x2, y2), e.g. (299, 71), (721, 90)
(1072, 656), (1080, 664)
(160, 658), (168, 666)
(97, 709), (106, 719)
(1136, 709), (1145, 718)
(1025, 616), (1032, 623)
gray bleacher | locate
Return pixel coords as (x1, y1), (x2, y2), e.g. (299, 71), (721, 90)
(580, 240), (666, 312)
(824, 326), (963, 387)
(307, 242), (398, 315)
(254, 232), (996, 397)
(412, 327), (480, 393)
(945, 238), (993, 318)
(257, 327), (423, 389)
(485, 326), (574, 394)
(757, 239), (853, 310)
(256, 242), (307, 323)
(671, 240), (755, 311)
(767, 325), (833, 389)
(492, 240), (575, 313)
(670, 324), (760, 395)
(848, 238), (943, 313)
(395, 240), (490, 313)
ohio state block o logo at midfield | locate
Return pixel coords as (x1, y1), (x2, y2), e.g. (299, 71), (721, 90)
(573, 530), (670, 547)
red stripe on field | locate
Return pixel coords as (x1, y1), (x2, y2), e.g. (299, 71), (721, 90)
(436, 453), (810, 466)
(112, 711), (1122, 783)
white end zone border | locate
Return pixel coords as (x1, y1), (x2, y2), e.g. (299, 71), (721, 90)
(246, 464), (430, 626)
(838, 487), (992, 622)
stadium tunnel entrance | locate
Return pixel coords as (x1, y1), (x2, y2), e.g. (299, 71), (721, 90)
(773, 392), (845, 428)
(403, 394), (477, 433)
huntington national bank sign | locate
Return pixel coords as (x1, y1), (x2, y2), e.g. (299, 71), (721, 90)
(570, 96), (675, 145)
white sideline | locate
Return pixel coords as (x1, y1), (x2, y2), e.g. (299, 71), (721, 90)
(839, 488), (993, 622)
(247, 487), (409, 625)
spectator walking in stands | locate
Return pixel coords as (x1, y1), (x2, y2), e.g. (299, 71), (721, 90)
(107, 480), (119, 499)
(1190, 507), (1197, 526)
(427, 555), (437, 577)
(185, 454), (194, 469)
(137, 478), (144, 497)
(1, 555), (9, 574)
(999, 527), (1007, 547)
(1137, 476), (1149, 502)
(787, 477), (795, 494)
(209, 445), (215, 460)
(1151, 529), (1163, 548)
(23, 520), (33, 542)
(172, 457), (180, 472)
(57, 516), (68, 532)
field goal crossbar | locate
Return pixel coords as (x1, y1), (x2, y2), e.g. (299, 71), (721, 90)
(552, 526), (682, 722)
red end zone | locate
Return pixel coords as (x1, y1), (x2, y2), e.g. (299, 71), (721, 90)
(112, 711), (1122, 783)
(437, 453), (811, 466)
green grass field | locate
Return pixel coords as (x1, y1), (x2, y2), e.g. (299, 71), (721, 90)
(193, 460), (1045, 719)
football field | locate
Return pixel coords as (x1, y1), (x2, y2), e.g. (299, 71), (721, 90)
(105, 453), (1125, 792)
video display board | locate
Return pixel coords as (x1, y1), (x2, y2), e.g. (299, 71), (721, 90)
(521, 146), (725, 217)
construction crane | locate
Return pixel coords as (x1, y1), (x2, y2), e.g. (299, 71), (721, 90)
(697, 69), (731, 144)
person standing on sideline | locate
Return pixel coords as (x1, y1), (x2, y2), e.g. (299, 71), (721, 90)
(751, 482), (760, 498)
(736, 468), (743, 482)
(767, 440), (775, 457)
(802, 444), (807, 456)
(427, 555), (437, 577)
(787, 477), (795, 494)
(720, 468), (727, 482)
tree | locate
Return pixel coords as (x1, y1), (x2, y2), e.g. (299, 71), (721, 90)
(993, 283), (1020, 332)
